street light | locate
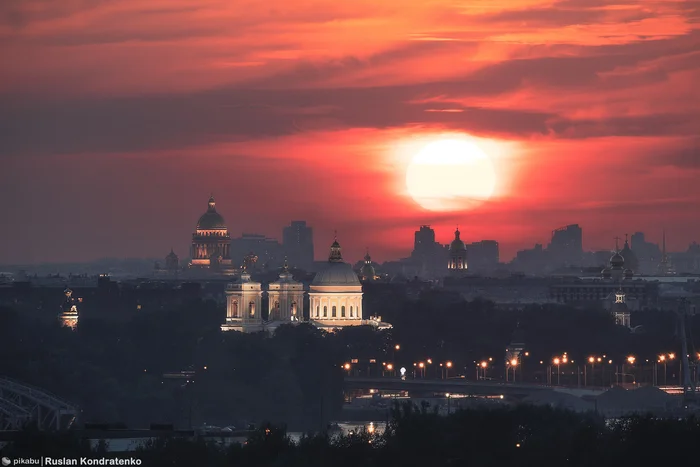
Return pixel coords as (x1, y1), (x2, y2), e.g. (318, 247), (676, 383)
(343, 363), (351, 375)
(445, 361), (453, 379)
(509, 358), (518, 382)
(553, 357), (561, 385)
(418, 362), (425, 378)
(479, 361), (488, 380)
(625, 355), (636, 385)
(586, 356), (596, 387)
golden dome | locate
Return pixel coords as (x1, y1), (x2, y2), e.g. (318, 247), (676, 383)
(196, 195), (227, 231)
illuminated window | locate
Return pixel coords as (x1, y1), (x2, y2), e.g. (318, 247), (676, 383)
(323, 306), (327, 317)
(350, 306), (353, 317)
(249, 301), (255, 318)
(232, 301), (239, 318)
(332, 306), (337, 317)
(316, 306), (319, 317)
(341, 306), (346, 317)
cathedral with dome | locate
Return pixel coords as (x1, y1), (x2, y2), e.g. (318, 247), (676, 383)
(359, 249), (379, 281)
(448, 227), (468, 273)
(220, 237), (391, 333)
(601, 237), (634, 281)
(308, 237), (364, 328)
(190, 195), (235, 274)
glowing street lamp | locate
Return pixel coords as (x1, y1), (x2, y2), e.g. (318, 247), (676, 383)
(445, 361), (453, 379)
(479, 361), (488, 380)
(385, 363), (394, 377)
(343, 363), (351, 374)
(553, 357), (562, 385)
(508, 358), (519, 382)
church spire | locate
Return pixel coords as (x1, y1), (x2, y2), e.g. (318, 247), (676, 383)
(662, 229), (667, 260)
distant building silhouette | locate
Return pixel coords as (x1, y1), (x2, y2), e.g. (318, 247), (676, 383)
(230, 234), (282, 270)
(619, 234), (638, 272)
(467, 240), (499, 272)
(630, 231), (661, 274)
(547, 224), (583, 267)
(165, 248), (179, 272)
(282, 221), (314, 269)
(657, 230), (676, 276)
(360, 249), (378, 281)
(410, 225), (446, 277)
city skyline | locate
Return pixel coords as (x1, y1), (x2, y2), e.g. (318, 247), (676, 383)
(1, 1), (699, 264)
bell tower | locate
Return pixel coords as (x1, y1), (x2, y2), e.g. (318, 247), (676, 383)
(222, 264), (263, 333)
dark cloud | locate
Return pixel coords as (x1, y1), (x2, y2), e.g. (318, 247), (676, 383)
(549, 113), (700, 139)
(1, 0), (113, 30)
(651, 139), (700, 169)
(1, 32), (698, 156)
(476, 8), (610, 27)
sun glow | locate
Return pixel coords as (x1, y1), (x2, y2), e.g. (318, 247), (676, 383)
(405, 138), (498, 212)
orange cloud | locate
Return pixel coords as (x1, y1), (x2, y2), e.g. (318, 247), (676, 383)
(0, 0), (698, 263)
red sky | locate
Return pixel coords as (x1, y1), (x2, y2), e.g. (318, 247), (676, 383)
(1, 0), (699, 264)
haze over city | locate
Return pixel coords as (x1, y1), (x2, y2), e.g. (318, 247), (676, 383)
(1, 0), (699, 265)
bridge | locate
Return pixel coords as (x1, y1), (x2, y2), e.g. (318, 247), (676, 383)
(0, 377), (78, 430)
(344, 377), (606, 398)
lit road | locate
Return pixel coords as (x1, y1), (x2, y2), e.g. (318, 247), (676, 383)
(343, 377), (596, 397)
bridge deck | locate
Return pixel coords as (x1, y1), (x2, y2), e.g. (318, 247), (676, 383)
(344, 377), (606, 396)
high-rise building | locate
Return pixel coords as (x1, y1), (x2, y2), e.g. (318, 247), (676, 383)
(230, 234), (283, 269)
(414, 225), (436, 253)
(282, 221), (314, 269)
(631, 231), (662, 274)
(410, 225), (447, 276)
(467, 240), (499, 272)
(548, 224), (583, 266)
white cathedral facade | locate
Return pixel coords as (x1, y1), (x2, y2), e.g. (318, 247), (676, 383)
(221, 238), (391, 333)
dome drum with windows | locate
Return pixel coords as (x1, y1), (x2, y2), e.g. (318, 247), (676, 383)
(190, 195), (232, 268)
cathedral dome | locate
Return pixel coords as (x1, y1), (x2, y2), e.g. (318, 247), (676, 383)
(609, 251), (624, 269)
(196, 195), (227, 231)
(312, 261), (362, 286)
(450, 228), (467, 252)
(311, 237), (361, 286)
(361, 250), (376, 279)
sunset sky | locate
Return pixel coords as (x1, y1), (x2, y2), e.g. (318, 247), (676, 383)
(1, 0), (699, 265)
